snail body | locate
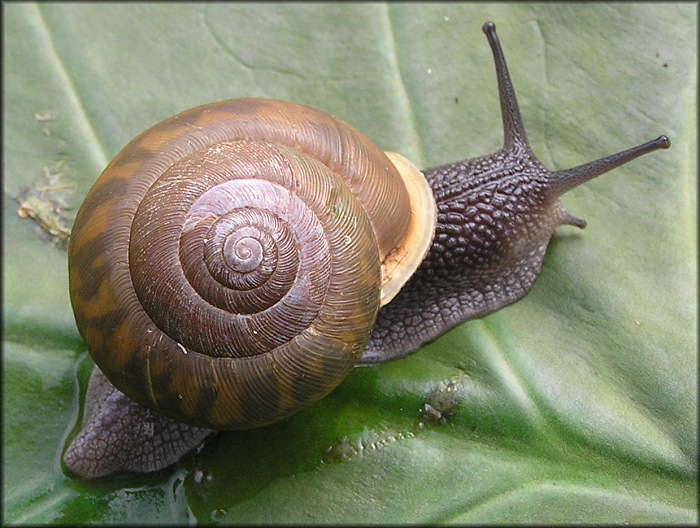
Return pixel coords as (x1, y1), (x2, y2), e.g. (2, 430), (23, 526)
(63, 23), (669, 478)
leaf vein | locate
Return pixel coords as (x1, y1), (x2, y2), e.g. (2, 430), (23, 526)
(381, 4), (425, 167)
(33, 4), (109, 172)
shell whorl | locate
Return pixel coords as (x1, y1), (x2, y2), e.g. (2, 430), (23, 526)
(68, 98), (413, 429)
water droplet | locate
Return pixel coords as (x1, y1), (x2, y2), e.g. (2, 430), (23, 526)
(326, 438), (358, 462)
(193, 469), (212, 484)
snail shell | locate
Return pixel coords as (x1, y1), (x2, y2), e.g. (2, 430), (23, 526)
(68, 98), (436, 430)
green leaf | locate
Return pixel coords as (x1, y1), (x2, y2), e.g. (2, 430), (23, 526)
(3, 2), (696, 524)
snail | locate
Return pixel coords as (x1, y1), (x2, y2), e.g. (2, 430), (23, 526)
(62, 22), (669, 479)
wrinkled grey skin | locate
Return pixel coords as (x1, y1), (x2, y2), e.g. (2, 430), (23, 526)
(62, 22), (669, 478)
(63, 367), (213, 478)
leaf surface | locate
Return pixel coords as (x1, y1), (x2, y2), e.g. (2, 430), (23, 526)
(3, 3), (696, 524)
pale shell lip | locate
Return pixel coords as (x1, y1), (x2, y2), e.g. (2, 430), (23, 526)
(379, 152), (437, 307)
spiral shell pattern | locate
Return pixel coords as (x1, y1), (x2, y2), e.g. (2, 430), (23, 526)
(68, 99), (412, 429)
